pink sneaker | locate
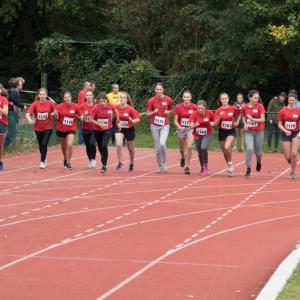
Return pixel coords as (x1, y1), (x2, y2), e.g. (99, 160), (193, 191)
(200, 167), (205, 175)
(202, 166), (209, 175)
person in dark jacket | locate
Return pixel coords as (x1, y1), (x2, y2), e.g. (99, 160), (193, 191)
(267, 91), (287, 152)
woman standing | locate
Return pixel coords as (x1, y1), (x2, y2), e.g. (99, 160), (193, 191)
(242, 90), (265, 177)
(0, 84), (9, 171)
(278, 93), (300, 180)
(56, 91), (82, 170)
(146, 83), (173, 173)
(26, 88), (57, 169)
(173, 91), (197, 174)
(214, 93), (241, 176)
(115, 92), (141, 171)
(79, 89), (97, 169)
(233, 93), (245, 152)
(91, 92), (116, 174)
(189, 100), (215, 175)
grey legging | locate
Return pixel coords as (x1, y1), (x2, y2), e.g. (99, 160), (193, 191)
(150, 124), (170, 167)
(195, 134), (212, 167)
(245, 131), (264, 168)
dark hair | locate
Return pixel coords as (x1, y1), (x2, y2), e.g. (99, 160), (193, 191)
(197, 100), (207, 107)
(35, 88), (48, 100)
(63, 91), (72, 97)
(97, 92), (107, 100)
(288, 92), (297, 100)
(218, 92), (229, 106)
(288, 89), (298, 96)
(248, 90), (259, 99)
(236, 93), (244, 98)
(182, 90), (192, 97)
(279, 91), (287, 98)
(8, 77), (20, 88)
(154, 82), (164, 89)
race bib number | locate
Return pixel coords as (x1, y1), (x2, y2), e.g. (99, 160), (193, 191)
(63, 117), (73, 126)
(97, 118), (108, 127)
(154, 116), (165, 126)
(84, 115), (91, 122)
(221, 121), (232, 129)
(196, 127), (207, 136)
(119, 121), (129, 128)
(37, 112), (48, 121)
(285, 121), (296, 130)
(181, 118), (190, 127)
(247, 119), (258, 128)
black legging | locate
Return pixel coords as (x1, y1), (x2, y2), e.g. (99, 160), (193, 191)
(35, 129), (52, 162)
(94, 129), (113, 166)
(82, 129), (96, 160)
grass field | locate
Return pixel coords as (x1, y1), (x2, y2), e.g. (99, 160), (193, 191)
(277, 264), (300, 300)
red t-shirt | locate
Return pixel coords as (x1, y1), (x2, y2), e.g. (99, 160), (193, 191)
(115, 105), (140, 129)
(27, 100), (56, 132)
(214, 105), (241, 130)
(173, 102), (197, 127)
(278, 107), (300, 131)
(0, 96), (9, 126)
(189, 109), (215, 138)
(146, 95), (173, 126)
(241, 103), (265, 131)
(80, 102), (95, 130)
(91, 103), (115, 131)
(56, 102), (81, 132)
(77, 89), (86, 106)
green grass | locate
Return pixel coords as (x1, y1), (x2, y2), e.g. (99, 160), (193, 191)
(277, 264), (300, 300)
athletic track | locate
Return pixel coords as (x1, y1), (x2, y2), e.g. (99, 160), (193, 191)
(0, 146), (299, 299)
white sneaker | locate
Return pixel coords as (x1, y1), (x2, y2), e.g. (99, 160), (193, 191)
(91, 159), (97, 168)
(227, 162), (234, 176)
(161, 164), (168, 173)
(40, 161), (46, 169)
(88, 160), (92, 169)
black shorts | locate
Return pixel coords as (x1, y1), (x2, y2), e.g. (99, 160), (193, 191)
(56, 130), (76, 138)
(218, 128), (237, 142)
(281, 130), (300, 142)
(116, 127), (136, 141)
(0, 122), (8, 134)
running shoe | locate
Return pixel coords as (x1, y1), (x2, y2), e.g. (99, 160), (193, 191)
(91, 159), (97, 168)
(65, 162), (72, 170)
(116, 162), (123, 170)
(180, 158), (185, 168)
(184, 167), (190, 175)
(287, 158), (291, 164)
(202, 166), (209, 175)
(289, 172), (296, 180)
(256, 161), (262, 172)
(129, 163), (134, 172)
(101, 165), (107, 174)
(63, 159), (67, 168)
(200, 167), (204, 175)
(245, 167), (251, 178)
(161, 164), (168, 173)
(88, 160), (92, 169)
(0, 161), (3, 171)
(40, 161), (46, 169)
(227, 162), (234, 177)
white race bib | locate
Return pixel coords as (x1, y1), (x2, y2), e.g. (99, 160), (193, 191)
(97, 119), (108, 127)
(196, 127), (207, 136)
(247, 119), (258, 128)
(285, 121), (296, 130)
(181, 118), (190, 127)
(84, 115), (91, 122)
(221, 121), (233, 129)
(63, 117), (73, 126)
(119, 120), (129, 128)
(37, 112), (48, 121)
(154, 116), (165, 126)
(204, 118), (209, 122)
(188, 110), (194, 114)
(228, 112), (233, 116)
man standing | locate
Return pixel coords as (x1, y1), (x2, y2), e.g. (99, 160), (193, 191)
(267, 91), (287, 152)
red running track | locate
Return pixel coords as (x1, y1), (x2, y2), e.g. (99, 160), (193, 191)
(0, 146), (299, 299)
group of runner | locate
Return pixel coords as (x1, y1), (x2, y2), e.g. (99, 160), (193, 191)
(0, 82), (299, 179)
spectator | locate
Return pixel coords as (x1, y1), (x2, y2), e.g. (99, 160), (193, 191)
(267, 91), (287, 152)
(289, 90), (300, 108)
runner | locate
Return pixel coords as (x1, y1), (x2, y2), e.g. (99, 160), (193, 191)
(173, 90), (197, 175)
(56, 91), (82, 170)
(79, 89), (97, 169)
(0, 84), (9, 171)
(214, 93), (241, 176)
(91, 92), (116, 174)
(26, 88), (57, 169)
(278, 92), (300, 180)
(190, 100), (215, 175)
(115, 92), (141, 171)
(146, 82), (173, 173)
(233, 93), (245, 152)
(242, 90), (265, 178)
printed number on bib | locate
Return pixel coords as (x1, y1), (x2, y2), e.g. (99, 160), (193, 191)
(119, 121), (129, 128)
(154, 116), (165, 126)
(37, 112), (48, 121)
(221, 121), (232, 129)
(285, 121), (296, 130)
(84, 116), (91, 122)
(63, 117), (73, 126)
(247, 119), (258, 128)
(97, 119), (108, 127)
(181, 118), (190, 127)
(196, 127), (207, 136)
